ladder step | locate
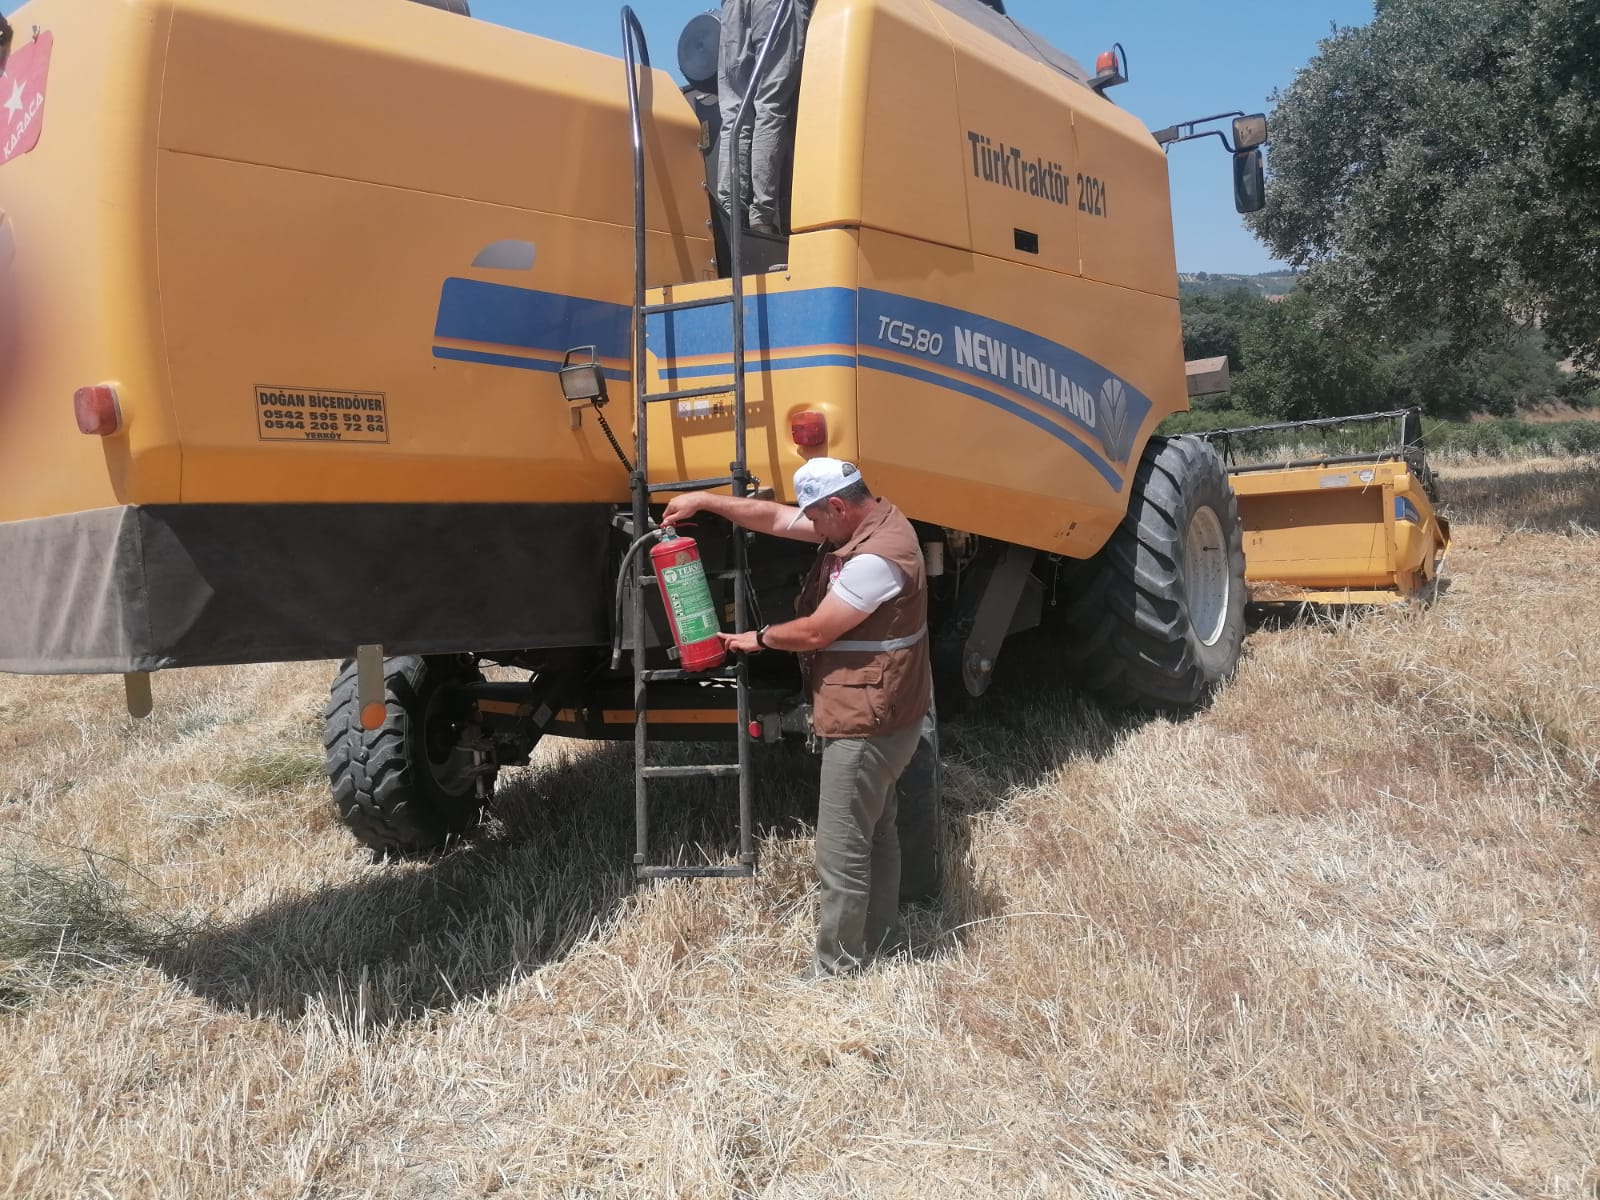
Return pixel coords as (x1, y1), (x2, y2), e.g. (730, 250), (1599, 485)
(645, 384), (734, 404)
(639, 668), (739, 683)
(637, 569), (740, 585)
(636, 864), (755, 881)
(646, 475), (740, 495)
(641, 295), (735, 315)
(641, 764), (740, 779)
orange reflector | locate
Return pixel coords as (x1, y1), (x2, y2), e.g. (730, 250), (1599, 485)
(73, 384), (121, 436)
(790, 410), (828, 447)
(1096, 49), (1118, 74)
(360, 702), (387, 731)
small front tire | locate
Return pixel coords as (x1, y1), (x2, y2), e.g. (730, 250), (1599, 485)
(322, 654), (493, 854)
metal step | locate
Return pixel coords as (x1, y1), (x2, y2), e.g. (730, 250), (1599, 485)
(637, 569), (740, 585)
(641, 294), (735, 315)
(640, 764), (740, 780)
(644, 383), (734, 404)
(639, 668), (739, 683)
(636, 864), (756, 881)
(645, 474), (740, 495)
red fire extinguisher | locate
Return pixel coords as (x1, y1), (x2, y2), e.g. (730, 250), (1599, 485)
(649, 528), (727, 673)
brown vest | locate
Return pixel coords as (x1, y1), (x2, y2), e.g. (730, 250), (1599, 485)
(797, 499), (932, 738)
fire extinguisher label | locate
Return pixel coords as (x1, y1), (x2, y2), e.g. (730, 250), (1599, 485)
(659, 562), (720, 643)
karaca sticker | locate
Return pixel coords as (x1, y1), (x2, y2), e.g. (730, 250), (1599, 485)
(1, 32), (53, 167)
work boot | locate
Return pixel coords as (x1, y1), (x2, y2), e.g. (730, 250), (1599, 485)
(750, 220), (779, 236)
(800, 953), (861, 982)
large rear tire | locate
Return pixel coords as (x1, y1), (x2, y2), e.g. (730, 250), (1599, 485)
(322, 655), (493, 854)
(1062, 435), (1246, 711)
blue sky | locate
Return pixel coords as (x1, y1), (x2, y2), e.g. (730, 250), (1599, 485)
(468, 1), (1373, 274)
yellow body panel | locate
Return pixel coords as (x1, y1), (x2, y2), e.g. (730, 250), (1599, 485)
(5, 0), (1184, 546)
(0, 0), (710, 520)
(1231, 461), (1451, 602)
(0, 3), (179, 514)
(651, 0), (1189, 558)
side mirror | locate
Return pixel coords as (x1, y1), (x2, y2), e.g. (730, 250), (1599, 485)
(1232, 113), (1268, 151)
(1233, 149), (1265, 213)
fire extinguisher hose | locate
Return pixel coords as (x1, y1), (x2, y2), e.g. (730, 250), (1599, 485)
(611, 529), (662, 670)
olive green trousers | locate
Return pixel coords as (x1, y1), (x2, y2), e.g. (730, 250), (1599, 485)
(812, 720), (923, 975)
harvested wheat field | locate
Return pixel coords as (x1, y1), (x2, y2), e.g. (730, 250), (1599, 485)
(2, 458), (1597, 1199)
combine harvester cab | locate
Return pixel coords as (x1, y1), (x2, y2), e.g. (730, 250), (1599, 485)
(1202, 409), (1451, 605)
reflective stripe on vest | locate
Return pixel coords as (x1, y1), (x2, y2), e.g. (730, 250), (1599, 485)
(822, 626), (928, 654)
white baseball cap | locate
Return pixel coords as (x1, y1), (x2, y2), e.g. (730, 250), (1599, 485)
(793, 458), (862, 509)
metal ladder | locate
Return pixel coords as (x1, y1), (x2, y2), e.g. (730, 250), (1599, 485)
(619, 4), (793, 881)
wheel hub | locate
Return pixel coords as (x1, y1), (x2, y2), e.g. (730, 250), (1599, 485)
(1184, 505), (1230, 648)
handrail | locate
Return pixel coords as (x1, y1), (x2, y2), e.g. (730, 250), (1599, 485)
(1197, 407), (1432, 486)
(620, 6), (653, 877)
(1197, 408), (1420, 442)
(621, 5), (651, 515)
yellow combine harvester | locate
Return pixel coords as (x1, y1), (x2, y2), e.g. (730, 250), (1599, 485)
(0, 0), (1446, 880)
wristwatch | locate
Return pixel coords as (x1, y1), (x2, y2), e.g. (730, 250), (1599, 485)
(755, 625), (771, 650)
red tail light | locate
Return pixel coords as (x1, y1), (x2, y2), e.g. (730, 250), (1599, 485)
(73, 384), (122, 436)
(790, 410), (828, 447)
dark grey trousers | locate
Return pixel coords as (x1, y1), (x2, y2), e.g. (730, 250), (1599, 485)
(716, 0), (814, 229)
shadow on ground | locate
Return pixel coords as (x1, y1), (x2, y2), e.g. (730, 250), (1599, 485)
(1438, 460), (1600, 533)
(159, 636), (1165, 1024)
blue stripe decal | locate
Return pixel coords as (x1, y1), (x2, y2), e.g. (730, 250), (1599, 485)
(432, 345), (630, 381)
(433, 278), (631, 363)
(649, 287), (857, 380)
(1395, 497), (1421, 524)
(662, 352), (859, 379)
(436, 275), (1146, 488)
(858, 289), (1148, 472)
(860, 353), (1124, 490)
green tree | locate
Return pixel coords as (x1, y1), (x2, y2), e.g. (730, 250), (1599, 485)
(1381, 328), (1568, 419)
(1249, 0), (1600, 369)
(1234, 294), (1393, 420)
(1181, 287), (1268, 373)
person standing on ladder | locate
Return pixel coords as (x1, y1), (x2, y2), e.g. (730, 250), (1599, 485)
(717, 0), (814, 235)
(663, 460), (932, 977)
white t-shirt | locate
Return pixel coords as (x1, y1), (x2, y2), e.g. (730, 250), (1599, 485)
(829, 554), (907, 614)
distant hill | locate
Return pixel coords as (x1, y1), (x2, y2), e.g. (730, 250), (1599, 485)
(1178, 271), (1300, 298)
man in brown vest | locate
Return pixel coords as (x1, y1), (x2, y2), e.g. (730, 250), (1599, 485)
(662, 459), (932, 976)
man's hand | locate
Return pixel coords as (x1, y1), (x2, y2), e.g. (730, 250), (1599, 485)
(719, 629), (761, 655)
(661, 493), (710, 527)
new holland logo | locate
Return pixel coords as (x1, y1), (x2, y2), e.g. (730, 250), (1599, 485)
(1097, 378), (1132, 464)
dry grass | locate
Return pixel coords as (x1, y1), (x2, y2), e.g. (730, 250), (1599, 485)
(2, 459), (1597, 1199)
